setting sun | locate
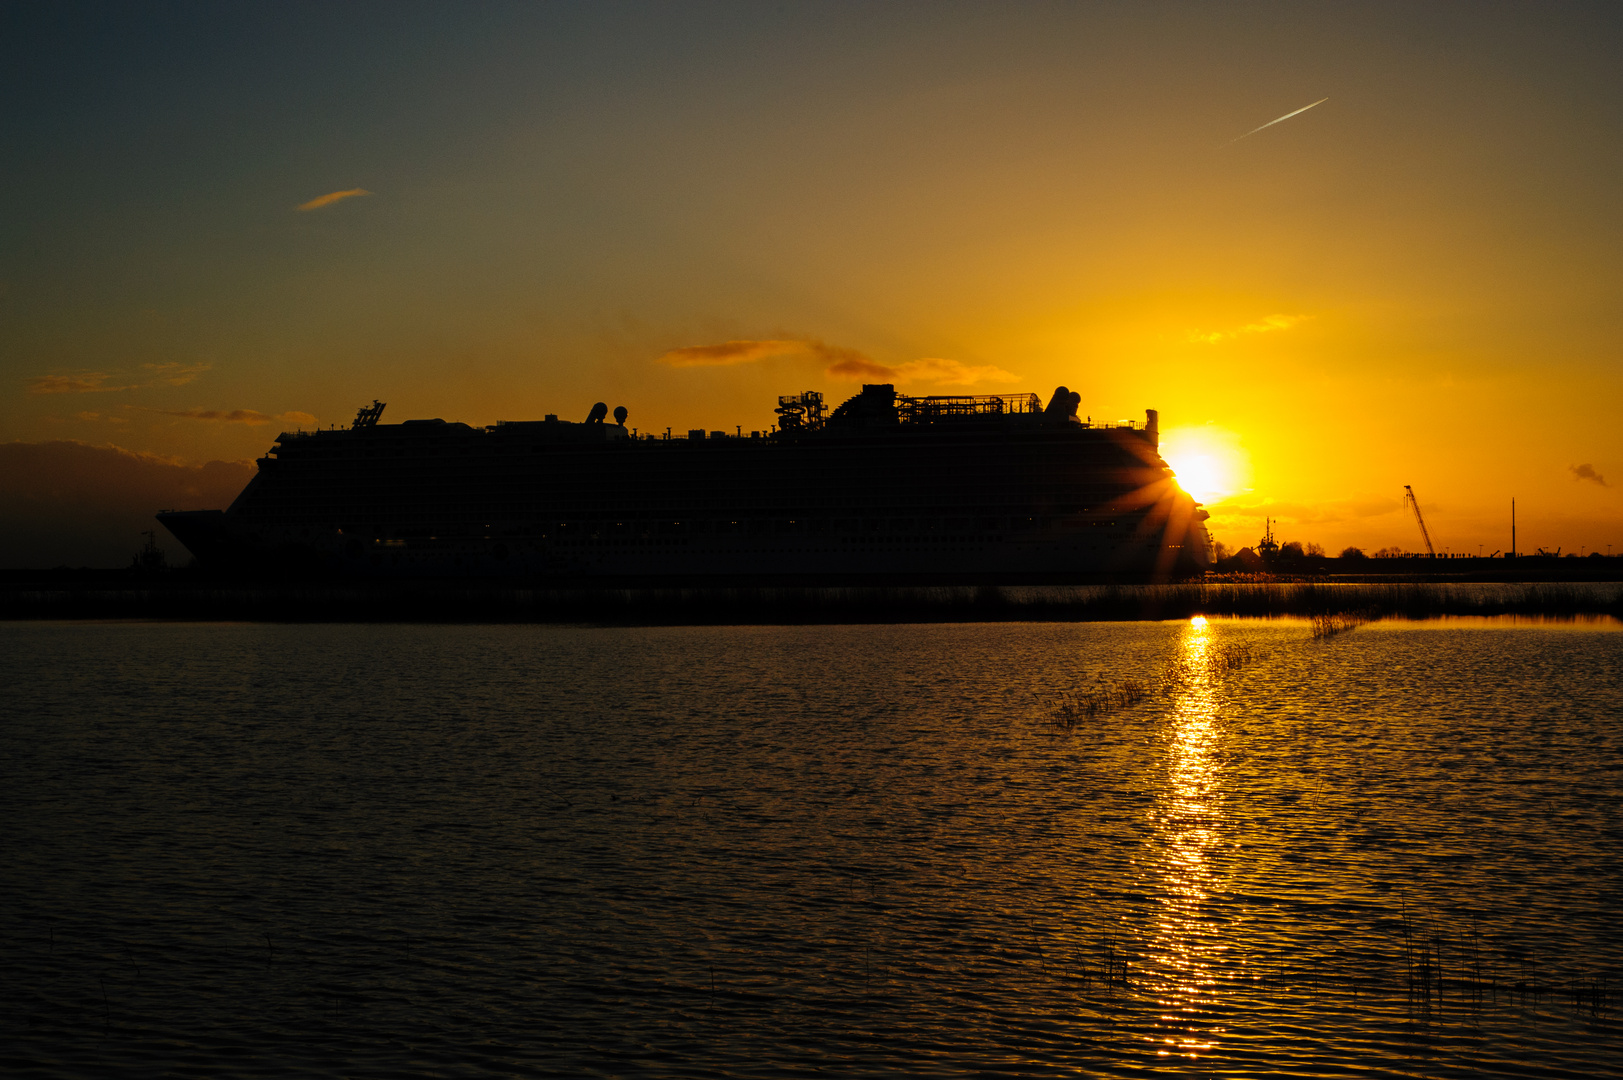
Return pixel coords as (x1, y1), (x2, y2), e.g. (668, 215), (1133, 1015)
(1160, 427), (1251, 506)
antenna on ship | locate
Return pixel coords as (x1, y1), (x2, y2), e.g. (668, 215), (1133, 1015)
(353, 400), (385, 429)
(1257, 517), (1279, 559)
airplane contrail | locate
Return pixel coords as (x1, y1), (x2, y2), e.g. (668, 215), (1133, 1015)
(1226, 97), (1329, 145)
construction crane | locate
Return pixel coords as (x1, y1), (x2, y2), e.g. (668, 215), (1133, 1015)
(1403, 485), (1436, 557)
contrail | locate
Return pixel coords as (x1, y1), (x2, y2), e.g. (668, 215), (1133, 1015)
(1226, 97), (1328, 145)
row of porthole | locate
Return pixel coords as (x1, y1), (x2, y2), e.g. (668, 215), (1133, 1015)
(372, 540), (1122, 559)
(364, 544), (1132, 568)
(542, 536), (1012, 548)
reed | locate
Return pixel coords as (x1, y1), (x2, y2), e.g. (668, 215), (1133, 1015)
(1102, 943), (1130, 989)
(1399, 903), (1440, 1021)
(1053, 637), (1262, 730)
(7, 576), (1621, 623)
(1311, 610), (1374, 639)
(1570, 976), (1611, 1018)
(1052, 678), (1149, 729)
(1208, 642), (1258, 673)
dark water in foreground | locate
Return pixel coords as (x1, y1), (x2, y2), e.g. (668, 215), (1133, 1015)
(2, 618), (1620, 1077)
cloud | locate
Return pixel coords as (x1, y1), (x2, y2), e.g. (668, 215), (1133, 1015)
(1188, 314), (1306, 345)
(155, 408), (273, 425)
(822, 356), (895, 381)
(146, 408), (318, 427)
(0, 440), (255, 567)
(28, 361), (212, 395)
(141, 361), (211, 386)
(825, 355), (1020, 386)
(658, 339), (807, 367)
(659, 337), (1018, 387)
(1569, 463), (1609, 487)
(297, 188), (373, 211)
(28, 373), (129, 394)
(1226, 97), (1329, 146)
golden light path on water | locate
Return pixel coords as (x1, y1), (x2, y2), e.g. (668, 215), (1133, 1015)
(1145, 615), (1227, 1059)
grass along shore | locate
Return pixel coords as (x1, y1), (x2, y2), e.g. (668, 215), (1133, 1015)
(2, 578), (1620, 623)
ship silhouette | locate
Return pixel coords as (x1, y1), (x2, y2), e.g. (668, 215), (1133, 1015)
(158, 384), (1211, 582)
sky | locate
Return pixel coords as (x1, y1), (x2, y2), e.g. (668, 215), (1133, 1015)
(3, 1), (1622, 565)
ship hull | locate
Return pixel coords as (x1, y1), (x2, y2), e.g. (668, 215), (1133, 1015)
(159, 401), (1212, 582)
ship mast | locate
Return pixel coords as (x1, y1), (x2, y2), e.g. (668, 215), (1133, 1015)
(1257, 516), (1279, 558)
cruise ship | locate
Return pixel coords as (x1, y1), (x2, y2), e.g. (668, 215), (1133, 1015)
(158, 383), (1212, 581)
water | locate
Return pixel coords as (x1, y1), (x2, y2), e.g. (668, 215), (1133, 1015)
(2, 618), (1620, 1077)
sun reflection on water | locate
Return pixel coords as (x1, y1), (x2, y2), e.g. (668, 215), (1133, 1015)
(1144, 615), (1227, 1058)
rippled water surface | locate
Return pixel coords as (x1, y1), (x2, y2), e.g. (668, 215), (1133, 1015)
(3, 618), (1620, 1077)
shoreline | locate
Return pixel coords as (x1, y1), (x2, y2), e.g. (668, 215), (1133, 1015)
(3, 573), (1620, 624)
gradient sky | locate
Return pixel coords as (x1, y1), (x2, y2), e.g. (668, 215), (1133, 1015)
(4, 2), (1622, 564)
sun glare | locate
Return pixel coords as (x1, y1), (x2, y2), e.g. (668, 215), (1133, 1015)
(1159, 427), (1250, 505)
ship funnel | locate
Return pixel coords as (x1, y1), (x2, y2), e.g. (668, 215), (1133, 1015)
(586, 402), (608, 424)
(1043, 387), (1080, 425)
(613, 405), (628, 426)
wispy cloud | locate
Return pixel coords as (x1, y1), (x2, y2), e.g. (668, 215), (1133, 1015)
(297, 188), (373, 211)
(1188, 314), (1306, 345)
(155, 408), (274, 425)
(658, 337), (1018, 387)
(28, 361), (212, 395)
(1226, 97), (1329, 145)
(1570, 463), (1609, 487)
(28, 373), (127, 395)
(146, 408), (318, 427)
(657, 340), (807, 367)
(825, 355), (1019, 386)
(141, 361), (211, 386)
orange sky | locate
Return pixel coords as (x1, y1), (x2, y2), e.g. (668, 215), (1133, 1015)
(4, 4), (1621, 564)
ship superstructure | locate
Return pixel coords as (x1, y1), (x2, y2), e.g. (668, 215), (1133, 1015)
(158, 383), (1212, 580)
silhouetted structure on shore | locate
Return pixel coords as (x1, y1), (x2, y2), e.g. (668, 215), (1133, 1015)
(3, 567), (1620, 623)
